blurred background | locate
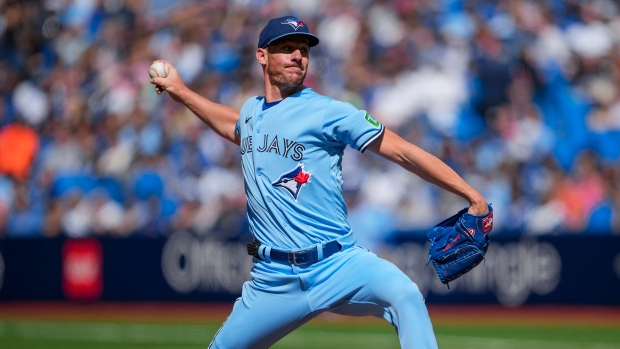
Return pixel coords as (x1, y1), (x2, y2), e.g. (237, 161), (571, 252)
(0, 0), (619, 308)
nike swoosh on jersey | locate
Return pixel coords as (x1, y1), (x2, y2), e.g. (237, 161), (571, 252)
(245, 116), (253, 124)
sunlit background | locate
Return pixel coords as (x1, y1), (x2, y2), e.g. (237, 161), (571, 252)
(2, 0), (620, 242)
(0, 0), (620, 348)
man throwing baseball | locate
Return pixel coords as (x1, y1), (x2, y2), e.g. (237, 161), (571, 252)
(151, 16), (489, 349)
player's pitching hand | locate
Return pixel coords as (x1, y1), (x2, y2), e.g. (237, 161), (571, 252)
(149, 60), (186, 103)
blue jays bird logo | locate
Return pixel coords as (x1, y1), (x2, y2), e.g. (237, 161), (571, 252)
(281, 18), (304, 31)
(272, 163), (311, 201)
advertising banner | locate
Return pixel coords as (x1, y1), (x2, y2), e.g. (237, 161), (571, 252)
(0, 234), (618, 305)
(62, 239), (103, 301)
(387, 236), (619, 306)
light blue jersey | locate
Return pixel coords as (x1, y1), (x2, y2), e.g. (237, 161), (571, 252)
(210, 17), (438, 349)
(212, 87), (437, 349)
(235, 87), (384, 250)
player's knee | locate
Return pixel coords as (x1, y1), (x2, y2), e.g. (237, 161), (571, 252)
(393, 280), (424, 307)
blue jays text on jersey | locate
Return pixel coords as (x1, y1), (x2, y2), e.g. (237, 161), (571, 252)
(239, 134), (306, 161)
(210, 17), (438, 349)
(235, 87), (384, 250)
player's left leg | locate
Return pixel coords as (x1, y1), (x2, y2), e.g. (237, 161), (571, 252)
(208, 260), (321, 349)
(306, 246), (438, 348)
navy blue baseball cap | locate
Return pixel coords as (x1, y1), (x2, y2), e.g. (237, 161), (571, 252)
(257, 16), (320, 49)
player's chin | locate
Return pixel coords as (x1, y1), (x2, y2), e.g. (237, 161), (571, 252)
(279, 73), (306, 88)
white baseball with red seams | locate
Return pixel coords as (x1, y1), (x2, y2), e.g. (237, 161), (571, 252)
(148, 61), (169, 78)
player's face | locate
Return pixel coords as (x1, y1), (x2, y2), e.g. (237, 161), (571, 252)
(263, 37), (310, 89)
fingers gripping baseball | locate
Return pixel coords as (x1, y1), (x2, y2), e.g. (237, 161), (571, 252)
(149, 61), (169, 79)
(149, 60), (169, 92)
(149, 60), (184, 101)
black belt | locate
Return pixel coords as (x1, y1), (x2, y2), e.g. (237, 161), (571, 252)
(247, 241), (341, 265)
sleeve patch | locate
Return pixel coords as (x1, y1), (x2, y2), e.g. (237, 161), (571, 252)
(364, 112), (380, 128)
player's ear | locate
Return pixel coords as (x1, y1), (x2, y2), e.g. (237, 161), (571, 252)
(256, 48), (268, 66)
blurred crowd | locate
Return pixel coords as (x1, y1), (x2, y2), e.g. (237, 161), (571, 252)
(1, 0), (620, 246)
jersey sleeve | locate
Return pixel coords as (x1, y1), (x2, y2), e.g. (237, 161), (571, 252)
(322, 100), (385, 153)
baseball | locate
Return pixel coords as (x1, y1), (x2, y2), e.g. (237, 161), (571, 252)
(148, 61), (169, 78)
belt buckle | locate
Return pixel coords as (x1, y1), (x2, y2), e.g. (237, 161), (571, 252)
(290, 249), (311, 265)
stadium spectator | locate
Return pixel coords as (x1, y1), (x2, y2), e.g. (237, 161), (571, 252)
(0, 121), (40, 182)
(1, 0), (620, 240)
(5, 182), (45, 237)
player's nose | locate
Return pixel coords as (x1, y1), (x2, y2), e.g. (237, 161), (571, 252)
(291, 49), (303, 61)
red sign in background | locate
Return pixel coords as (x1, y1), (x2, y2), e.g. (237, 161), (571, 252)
(62, 239), (103, 300)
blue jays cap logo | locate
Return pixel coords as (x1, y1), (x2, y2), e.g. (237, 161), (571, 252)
(258, 16), (320, 48)
(281, 18), (304, 31)
(272, 163), (311, 202)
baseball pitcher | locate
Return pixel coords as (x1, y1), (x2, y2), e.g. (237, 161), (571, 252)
(150, 16), (490, 349)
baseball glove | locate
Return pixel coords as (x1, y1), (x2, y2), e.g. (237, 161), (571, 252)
(427, 204), (493, 287)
